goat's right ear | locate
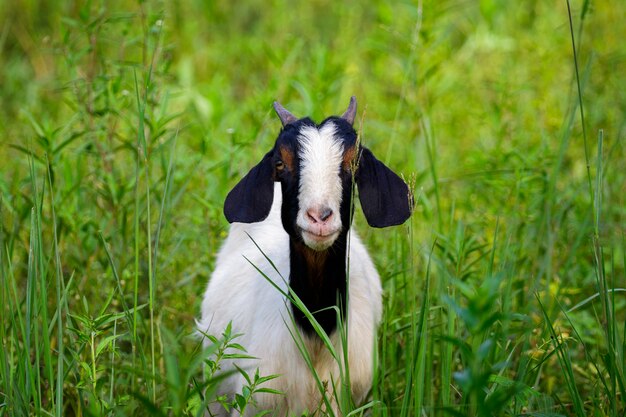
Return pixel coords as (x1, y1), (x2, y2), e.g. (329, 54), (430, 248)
(355, 147), (412, 228)
(224, 152), (275, 223)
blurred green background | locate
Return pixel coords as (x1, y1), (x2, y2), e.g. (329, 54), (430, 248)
(1, 0), (625, 416)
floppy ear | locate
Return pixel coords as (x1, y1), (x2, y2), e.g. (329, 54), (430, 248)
(356, 147), (412, 228)
(224, 152), (275, 223)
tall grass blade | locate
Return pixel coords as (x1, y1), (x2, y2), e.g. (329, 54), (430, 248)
(536, 296), (585, 416)
(400, 242), (433, 417)
(46, 155), (64, 416)
(566, 0), (593, 200)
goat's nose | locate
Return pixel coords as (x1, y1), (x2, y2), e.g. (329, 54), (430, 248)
(306, 207), (334, 224)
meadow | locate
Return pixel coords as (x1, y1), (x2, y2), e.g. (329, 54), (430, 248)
(1, 0), (625, 415)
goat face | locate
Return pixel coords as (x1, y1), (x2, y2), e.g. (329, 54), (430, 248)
(274, 116), (357, 250)
(224, 97), (412, 250)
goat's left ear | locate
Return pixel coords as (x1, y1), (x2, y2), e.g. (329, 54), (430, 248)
(356, 147), (412, 228)
(224, 152), (275, 223)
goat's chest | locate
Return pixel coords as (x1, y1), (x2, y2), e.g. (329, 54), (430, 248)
(256, 330), (342, 413)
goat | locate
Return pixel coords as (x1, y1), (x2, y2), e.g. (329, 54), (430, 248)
(199, 97), (411, 416)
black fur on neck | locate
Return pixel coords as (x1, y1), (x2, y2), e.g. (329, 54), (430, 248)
(288, 231), (348, 337)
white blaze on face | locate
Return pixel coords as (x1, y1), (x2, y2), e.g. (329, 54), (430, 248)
(297, 122), (344, 250)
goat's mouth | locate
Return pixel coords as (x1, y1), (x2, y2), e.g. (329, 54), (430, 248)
(299, 227), (340, 251)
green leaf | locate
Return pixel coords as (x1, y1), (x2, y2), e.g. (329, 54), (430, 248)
(95, 333), (125, 357)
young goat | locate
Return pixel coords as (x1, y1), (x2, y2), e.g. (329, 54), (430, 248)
(199, 97), (411, 416)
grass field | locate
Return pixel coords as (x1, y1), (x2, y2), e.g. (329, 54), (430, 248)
(1, 0), (625, 415)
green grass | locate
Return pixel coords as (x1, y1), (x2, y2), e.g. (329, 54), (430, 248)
(1, 0), (625, 415)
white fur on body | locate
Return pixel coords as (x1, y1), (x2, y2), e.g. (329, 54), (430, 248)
(199, 184), (382, 416)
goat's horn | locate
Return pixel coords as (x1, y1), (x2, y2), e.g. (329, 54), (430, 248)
(273, 101), (298, 126)
(341, 96), (357, 125)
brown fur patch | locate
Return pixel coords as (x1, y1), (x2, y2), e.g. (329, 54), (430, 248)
(292, 242), (329, 287)
(343, 145), (357, 170)
(279, 145), (295, 172)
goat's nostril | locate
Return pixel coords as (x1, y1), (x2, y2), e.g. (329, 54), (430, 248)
(306, 207), (333, 224)
(320, 207), (333, 222)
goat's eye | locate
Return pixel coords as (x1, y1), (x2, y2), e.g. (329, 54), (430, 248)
(275, 160), (285, 171)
